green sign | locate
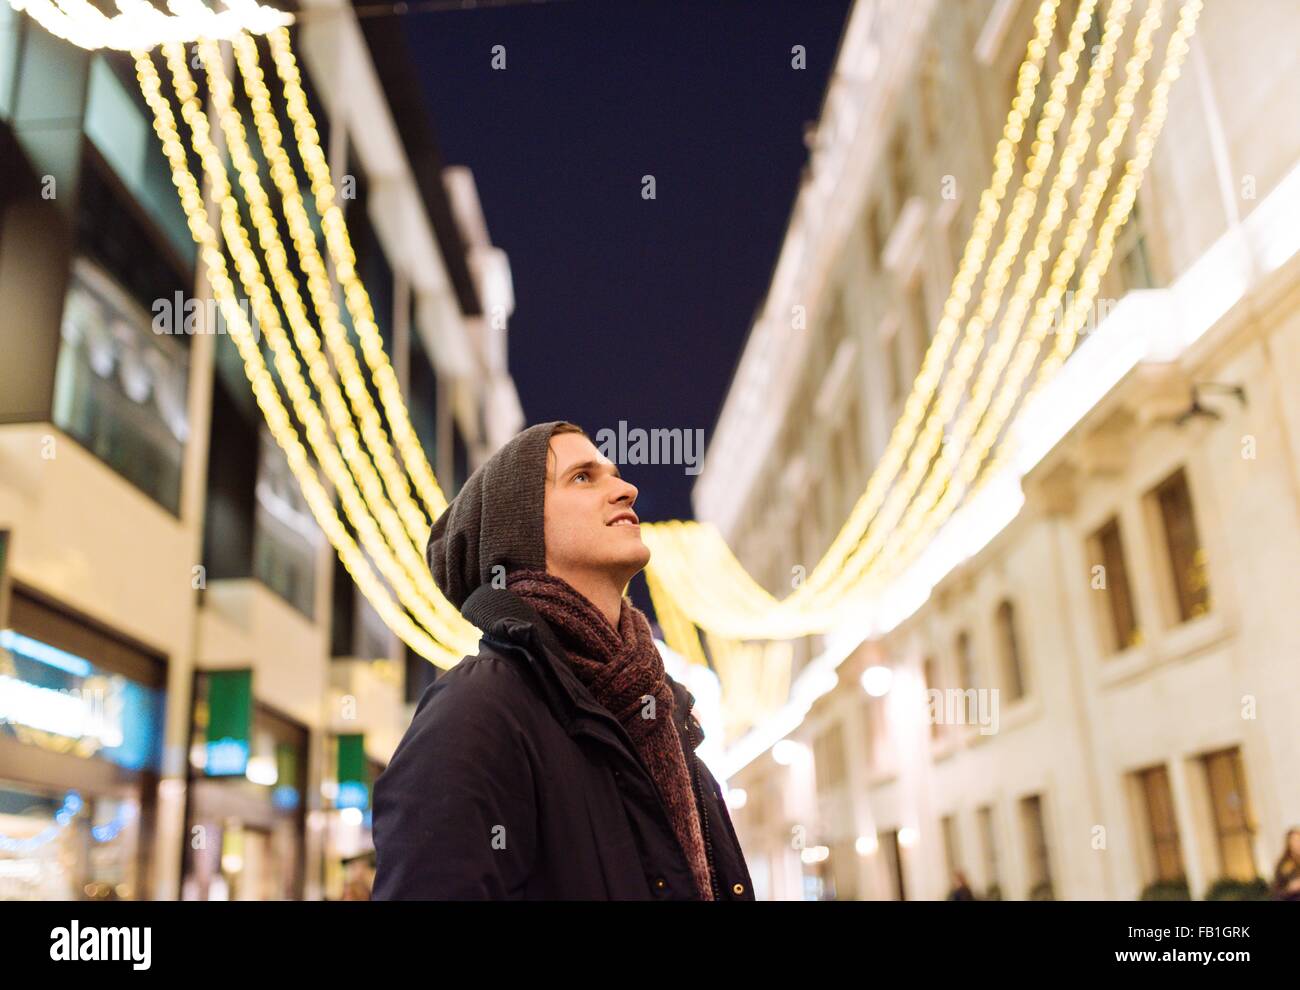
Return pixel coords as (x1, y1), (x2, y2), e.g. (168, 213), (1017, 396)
(336, 733), (368, 810)
(205, 669), (252, 776)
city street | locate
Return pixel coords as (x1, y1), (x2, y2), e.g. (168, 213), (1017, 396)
(0, 0), (1296, 964)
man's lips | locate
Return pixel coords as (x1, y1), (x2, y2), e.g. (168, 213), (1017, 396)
(606, 511), (640, 527)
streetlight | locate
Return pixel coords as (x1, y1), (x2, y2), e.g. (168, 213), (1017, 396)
(772, 739), (802, 766)
(860, 665), (893, 697)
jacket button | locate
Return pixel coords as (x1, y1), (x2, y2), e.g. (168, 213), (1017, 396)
(732, 882), (745, 895)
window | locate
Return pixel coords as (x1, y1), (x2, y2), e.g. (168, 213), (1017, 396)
(253, 428), (322, 618)
(862, 199), (881, 269)
(907, 276), (931, 374)
(881, 829), (906, 901)
(346, 150), (395, 355)
(919, 43), (942, 148)
(52, 257), (190, 513)
(923, 656), (942, 741)
(813, 722), (847, 792)
(955, 630), (976, 691)
(830, 837), (859, 901)
(1135, 764), (1185, 883)
(978, 805), (1000, 895)
(835, 397), (864, 520)
(862, 694), (891, 774)
(1116, 193), (1156, 290)
(1089, 516), (1141, 653)
(1202, 748), (1258, 881)
(995, 599), (1027, 700)
(408, 329), (439, 464)
(941, 814), (962, 881)
(1151, 468), (1211, 622)
(887, 329), (905, 403)
(0, 1), (20, 120)
(1020, 794), (1054, 899)
(84, 55), (193, 263)
(888, 128), (911, 218)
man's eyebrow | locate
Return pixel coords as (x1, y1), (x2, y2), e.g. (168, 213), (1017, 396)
(561, 459), (621, 480)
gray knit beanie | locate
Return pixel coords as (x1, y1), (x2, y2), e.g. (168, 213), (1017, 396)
(426, 420), (578, 611)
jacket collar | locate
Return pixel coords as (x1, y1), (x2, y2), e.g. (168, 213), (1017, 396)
(461, 584), (700, 750)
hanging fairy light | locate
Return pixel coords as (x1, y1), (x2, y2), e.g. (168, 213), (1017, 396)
(5, 0), (291, 51)
(5, 0), (1204, 695)
(644, 0), (1204, 653)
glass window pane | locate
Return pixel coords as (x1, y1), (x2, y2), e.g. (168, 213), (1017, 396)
(52, 258), (189, 512)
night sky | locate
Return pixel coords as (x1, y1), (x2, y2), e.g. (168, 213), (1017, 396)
(404, 0), (851, 610)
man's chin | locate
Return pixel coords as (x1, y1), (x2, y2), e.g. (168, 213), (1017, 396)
(615, 542), (651, 577)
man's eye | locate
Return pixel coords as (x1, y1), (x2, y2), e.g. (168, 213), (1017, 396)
(574, 471), (589, 483)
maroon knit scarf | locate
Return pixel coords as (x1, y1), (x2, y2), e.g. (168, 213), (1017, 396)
(506, 569), (714, 900)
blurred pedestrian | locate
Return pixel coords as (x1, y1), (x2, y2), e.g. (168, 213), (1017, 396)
(1270, 826), (1300, 901)
(947, 870), (976, 901)
(341, 853), (373, 901)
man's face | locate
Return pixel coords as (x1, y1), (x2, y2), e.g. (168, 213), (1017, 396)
(543, 431), (650, 585)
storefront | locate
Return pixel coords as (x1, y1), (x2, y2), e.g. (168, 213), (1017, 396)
(180, 669), (308, 900)
(322, 738), (383, 900)
(0, 579), (166, 901)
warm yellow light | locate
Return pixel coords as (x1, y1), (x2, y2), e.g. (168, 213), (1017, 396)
(133, 46), (467, 667)
(7, 0), (292, 51)
(645, 0), (1205, 675)
(771, 739), (802, 766)
(860, 666), (893, 698)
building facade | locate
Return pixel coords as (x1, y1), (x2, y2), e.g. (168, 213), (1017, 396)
(0, 0), (521, 900)
(697, 0), (1300, 901)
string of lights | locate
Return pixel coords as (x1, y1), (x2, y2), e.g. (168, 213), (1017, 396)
(827, 0), (1164, 598)
(640, 0), (1069, 640)
(641, 0), (1112, 641)
(159, 39), (474, 654)
(267, 26), (452, 523)
(763, 0), (1068, 605)
(3, 0), (1203, 698)
(5, 0), (291, 50)
(231, 31), (438, 548)
(646, 0), (1203, 666)
(873, 0), (1201, 585)
(189, 30), (473, 647)
(133, 45), (469, 666)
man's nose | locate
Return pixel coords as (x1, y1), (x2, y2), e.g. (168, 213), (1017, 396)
(610, 477), (638, 505)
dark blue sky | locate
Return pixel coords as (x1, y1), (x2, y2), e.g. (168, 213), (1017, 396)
(406, 0), (851, 527)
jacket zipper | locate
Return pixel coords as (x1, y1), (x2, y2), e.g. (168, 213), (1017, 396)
(684, 716), (720, 900)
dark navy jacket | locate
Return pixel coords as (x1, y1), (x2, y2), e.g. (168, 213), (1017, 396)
(371, 585), (755, 901)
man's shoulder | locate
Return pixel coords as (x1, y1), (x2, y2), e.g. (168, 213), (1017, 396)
(380, 647), (548, 787)
(410, 644), (544, 727)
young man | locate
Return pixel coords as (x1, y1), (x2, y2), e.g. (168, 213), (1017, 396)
(371, 421), (754, 900)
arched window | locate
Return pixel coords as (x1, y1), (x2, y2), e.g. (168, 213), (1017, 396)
(955, 630), (975, 691)
(923, 656), (942, 740)
(995, 600), (1026, 701)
